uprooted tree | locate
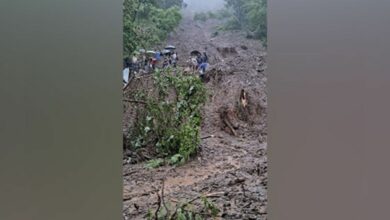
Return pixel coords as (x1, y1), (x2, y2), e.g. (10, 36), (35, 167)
(123, 68), (207, 166)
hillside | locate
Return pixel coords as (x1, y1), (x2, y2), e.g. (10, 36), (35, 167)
(123, 11), (268, 220)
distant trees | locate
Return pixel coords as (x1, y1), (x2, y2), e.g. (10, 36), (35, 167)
(157, 0), (184, 9)
(193, 12), (208, 22)
(123, 0), (183, 57)
(244, 0), (267, 41)
(223, 0), (267, 43)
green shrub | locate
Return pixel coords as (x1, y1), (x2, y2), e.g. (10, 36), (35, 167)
(128, 69), (207, 165)
(145, 159), (165, 169)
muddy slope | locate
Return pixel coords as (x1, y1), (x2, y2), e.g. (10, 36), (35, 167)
(123, 13), (268, 220)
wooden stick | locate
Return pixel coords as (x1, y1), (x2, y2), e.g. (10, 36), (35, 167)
(154, 194), (161, 220)
(123, 99), (146, 104)
(201, 135), (215, 140)
(186, 192), (225, 204)
(223, 118), (237, 136)
(161, 179), (170, 217)
(122, 75), (135, 91)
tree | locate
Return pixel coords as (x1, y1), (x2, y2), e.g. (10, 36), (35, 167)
(157, 0), (183, 9)
(223, 0), (267, 43)
(123, 0), (182, 57)
(244, 0), (267, 41)
(224, 0), (248, 29)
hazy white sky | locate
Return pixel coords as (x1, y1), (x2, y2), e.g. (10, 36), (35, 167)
(184, 0), (225, 12)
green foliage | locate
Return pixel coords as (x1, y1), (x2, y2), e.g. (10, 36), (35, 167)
(201, 196), (220, 217)
(146, 209), (153, 219)
(194, 10), (227, 22)
(128, 69), (207, 165)
(193, 12), (208, 22)
(123, 0), (183, 57)
(221, 0), (267, 43)
(157, 0), (183, 9)
(224, 0), (249, 28)
(222, 16), (242, 30)
(147, 195), (220, 220)
(169, 154), (184, 165)
(243, 0), (267, 42)
(145, 158), (165, 169)
(215, 8), (232, 20)
(207, 11), (217, 19)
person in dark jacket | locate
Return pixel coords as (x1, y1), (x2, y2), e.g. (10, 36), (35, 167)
(202, 52), (208, 63)
(199, 62), (207, 74)
(162, 57), (169, 68)
(123, 57), (131, 69)
(155, 50), (161, 62)
(196, 54), (202, 67)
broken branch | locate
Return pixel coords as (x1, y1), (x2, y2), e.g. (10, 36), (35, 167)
(223, 118), (237, 136)
(123, 99), (147, 104)
(154, 193), (161, 220)
(201, 135), (215, 140)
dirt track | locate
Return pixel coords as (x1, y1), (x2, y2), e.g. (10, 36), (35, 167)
(123, 12), (268, 220)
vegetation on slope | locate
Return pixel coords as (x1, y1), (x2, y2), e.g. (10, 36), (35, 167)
(126, 68), (207, 166)
(193, 0), (267, 44)
(123, 0), (183, 57)
(223, 0), (267, 42)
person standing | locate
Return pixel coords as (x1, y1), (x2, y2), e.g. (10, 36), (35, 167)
(123, 66), (130, 84)
(202, 52), (208, 63)
(191, 56), (198, 72)
(162, 57), (169, 68)
(154, 49), (161, 66)
(196, 54), (202, 66)
(123, 57), (130, 69)
(172, 52), (178, 68)
(143, 55), (148, 71)
(132, 54), (138, 72)
(149, 58), (154, 71)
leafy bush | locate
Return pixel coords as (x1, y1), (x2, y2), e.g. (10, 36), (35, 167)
(145, 158), (165, 169)
(127, 69), (207, 165)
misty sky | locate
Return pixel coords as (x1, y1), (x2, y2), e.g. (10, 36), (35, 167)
(184, 0), (225, 12)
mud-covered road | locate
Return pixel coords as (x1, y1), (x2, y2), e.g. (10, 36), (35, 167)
(123, 11), (268, 220)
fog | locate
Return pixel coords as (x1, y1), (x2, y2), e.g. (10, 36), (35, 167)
(184, 0), (225, 12)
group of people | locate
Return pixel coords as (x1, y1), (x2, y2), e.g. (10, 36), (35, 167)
(123, 48), (210, 85)
(123, 49), (179, 74)
(162, 51), (179, 69)
(189, 52), (209, 77)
